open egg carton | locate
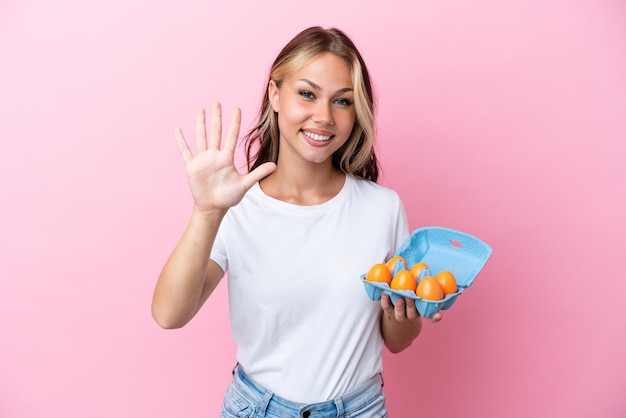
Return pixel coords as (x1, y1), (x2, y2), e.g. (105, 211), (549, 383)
(361, 226), (492, 318)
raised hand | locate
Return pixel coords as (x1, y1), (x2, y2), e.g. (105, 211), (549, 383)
(175, 102), (276, 213)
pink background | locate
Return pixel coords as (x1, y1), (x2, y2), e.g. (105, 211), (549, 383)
(2, 0), (625, 417)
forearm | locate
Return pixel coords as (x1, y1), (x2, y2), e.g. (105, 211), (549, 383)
(151, 207), (226, 329)
(380, 310), (423, 353)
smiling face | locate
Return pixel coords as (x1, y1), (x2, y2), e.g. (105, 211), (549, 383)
(268, 52), (356, 169)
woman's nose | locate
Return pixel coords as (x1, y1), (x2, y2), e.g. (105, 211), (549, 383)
(312, 102), (334, 125)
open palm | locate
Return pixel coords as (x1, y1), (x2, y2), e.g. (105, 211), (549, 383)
(175, 102), (276, 212)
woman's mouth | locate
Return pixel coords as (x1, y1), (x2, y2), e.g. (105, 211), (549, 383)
(302, 130), (332, 142)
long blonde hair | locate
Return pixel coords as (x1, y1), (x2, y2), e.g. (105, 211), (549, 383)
(245, 26), (379, 182)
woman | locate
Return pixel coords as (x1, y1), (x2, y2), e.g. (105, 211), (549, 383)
(152, 26), (441, 417)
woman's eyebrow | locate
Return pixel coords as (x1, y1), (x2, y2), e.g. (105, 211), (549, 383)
(298, 79), (353, 94)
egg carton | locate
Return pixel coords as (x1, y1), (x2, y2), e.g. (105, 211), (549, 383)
(361, 226), (493, 318)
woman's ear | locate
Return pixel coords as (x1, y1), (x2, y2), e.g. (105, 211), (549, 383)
(268, 80), (280, 112)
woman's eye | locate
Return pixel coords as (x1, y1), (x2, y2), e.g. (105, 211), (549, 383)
(299, 90), (315, 99)
(334, 98), (353, 107)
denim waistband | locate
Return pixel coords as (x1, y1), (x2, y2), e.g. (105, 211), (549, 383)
(232, 364), (384, 417)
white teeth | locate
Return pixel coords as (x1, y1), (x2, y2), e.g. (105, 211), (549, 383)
(303, 130), (331, 141)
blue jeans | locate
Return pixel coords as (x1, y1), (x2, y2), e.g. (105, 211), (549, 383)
(220, 365), (387, 418)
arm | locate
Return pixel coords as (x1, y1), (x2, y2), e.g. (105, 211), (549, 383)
(380, 293), (442, 353)
(151, 103), (276, 329)
(151, 208), (226, 329)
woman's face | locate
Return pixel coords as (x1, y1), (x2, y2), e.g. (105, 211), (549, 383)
(269, 52), (356, 168)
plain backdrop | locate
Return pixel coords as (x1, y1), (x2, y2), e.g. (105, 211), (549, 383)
(1, 1), (625, 417)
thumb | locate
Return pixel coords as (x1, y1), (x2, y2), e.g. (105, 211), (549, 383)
(242, 162), (277, 190)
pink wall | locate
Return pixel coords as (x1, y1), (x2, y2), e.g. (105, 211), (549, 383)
(1, 1), (625, 417)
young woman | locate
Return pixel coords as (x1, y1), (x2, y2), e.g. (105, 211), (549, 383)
(152, 26), (441, 418)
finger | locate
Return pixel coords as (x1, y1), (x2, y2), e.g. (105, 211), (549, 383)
(404, 298), (420, 321)
(429, 312), (443, 323)
(209, 102), (222, 150)
(175, 128), (193, 164)
(380, 292), (393, 312)
(242, 162), (276, 190)
(195, 108), (208, 152)
(393, 297), (406, 322)
(223, 107), (242, 155)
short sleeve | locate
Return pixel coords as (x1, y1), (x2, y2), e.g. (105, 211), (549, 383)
(210, 219), (229, 273)
(393, 195), (411, 253)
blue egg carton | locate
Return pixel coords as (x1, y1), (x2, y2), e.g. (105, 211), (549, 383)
(361, 226), (493, 318)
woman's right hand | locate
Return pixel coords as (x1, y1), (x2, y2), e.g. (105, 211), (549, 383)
(175, 102), (276, 214)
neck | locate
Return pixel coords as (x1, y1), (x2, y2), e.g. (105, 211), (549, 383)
(259, 160), (346, 206)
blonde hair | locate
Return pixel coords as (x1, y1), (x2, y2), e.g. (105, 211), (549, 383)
(245, 26), (379, 182)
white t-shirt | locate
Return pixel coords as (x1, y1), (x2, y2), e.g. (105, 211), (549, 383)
(211, 175), (409, 403)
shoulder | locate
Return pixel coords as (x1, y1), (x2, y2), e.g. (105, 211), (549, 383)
(349, 176), (403, 202)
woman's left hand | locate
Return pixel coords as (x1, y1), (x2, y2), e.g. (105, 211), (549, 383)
(380, 293), (443, 323)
